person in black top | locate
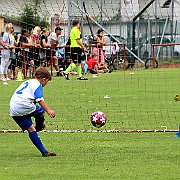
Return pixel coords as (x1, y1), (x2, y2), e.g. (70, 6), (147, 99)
(40, 28), (50, 67)
(19, 29), (35, 77)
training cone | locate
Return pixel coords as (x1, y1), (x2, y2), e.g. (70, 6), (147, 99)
(16, 72), (23, 81)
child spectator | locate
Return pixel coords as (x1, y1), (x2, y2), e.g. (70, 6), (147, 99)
(86, 54), (103, 74)
(87, 54), (111, 74)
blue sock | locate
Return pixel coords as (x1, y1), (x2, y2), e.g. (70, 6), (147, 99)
(29, 131), (48, 153)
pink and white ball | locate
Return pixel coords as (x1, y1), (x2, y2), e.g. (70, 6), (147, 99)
(90, 111), (107, 128)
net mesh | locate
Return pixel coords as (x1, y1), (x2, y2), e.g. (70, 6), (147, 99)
(1, 0), (180, 132)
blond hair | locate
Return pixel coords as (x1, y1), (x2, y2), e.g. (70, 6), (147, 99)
(33, 26), (41, 35)
(5, 23), (13, 32)
(42, 28), (49, 33)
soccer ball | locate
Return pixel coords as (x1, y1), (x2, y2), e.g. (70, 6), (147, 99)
(90, 111), (107, 128)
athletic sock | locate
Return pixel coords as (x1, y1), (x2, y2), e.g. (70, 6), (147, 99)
(56, 71), (60, 76)
(77, 65), (82, 78)
(64, 63), (76, 74)
(29, 131), (47, 153)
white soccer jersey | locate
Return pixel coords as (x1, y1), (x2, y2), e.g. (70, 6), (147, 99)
(10, 79), (44, 116)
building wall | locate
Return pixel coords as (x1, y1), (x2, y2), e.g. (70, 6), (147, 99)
(1, 0), (180, 21)
(0, 17), (4, 33)
(0, 0), (180, 37)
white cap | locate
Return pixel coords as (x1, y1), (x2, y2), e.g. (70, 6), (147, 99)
(50, 32), (57, 41)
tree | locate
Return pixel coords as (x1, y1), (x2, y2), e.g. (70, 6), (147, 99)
(20, 0), (50, 30)
(20, 4), (35, 29)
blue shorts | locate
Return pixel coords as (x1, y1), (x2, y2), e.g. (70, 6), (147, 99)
(12, 106), (45, 131)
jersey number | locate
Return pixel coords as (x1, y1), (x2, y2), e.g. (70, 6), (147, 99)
(16, 82), (29, 94)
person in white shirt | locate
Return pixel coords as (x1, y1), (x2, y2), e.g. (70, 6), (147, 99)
(47, 27), (63, 76)
(1, 23), (15, 81)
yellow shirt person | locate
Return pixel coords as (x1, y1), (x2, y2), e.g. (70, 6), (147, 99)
(70, 26), (82, 48)
(63, 20), (88, 80)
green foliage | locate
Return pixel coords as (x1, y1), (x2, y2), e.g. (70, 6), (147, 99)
(20, 0), (50, 29)
(20, 4), (35, 29)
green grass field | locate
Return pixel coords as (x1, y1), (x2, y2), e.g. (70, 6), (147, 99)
(0, 133), (180, 179)
(1, 69), (180, 179)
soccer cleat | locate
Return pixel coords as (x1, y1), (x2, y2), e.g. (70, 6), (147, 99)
(42, 152), (57, 157)
(6, 77), (11, 81)
(1, 77), (7, 81)
(175, 131), (180, 138)
(63, 72), (69, 80)
(77, 77), (88, 80)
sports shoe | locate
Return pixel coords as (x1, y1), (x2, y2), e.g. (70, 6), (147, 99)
(175, 131), (180, 138)
(1, 77), (6, 81)
(6, 77), (11, 81)
(42, 152), (57, 157)
(63, 72), (69, 80)
(77, 77), (88, 80)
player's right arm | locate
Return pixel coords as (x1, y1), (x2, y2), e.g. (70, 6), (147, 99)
(39, 100), (55, 118)
(34, 82), (55, 118)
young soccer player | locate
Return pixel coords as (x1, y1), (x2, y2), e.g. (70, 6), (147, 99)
(10, 67), (56, 157)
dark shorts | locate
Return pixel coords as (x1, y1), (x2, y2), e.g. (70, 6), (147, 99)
(8, 58), (18, 71)
(28, 48), (41, 68)
(12, 105), (44, 131)
(90, 69), (98, 74)
(71, 47), (84, 64)
(42, 49), (56, 60)
(19, 51), (32, 69)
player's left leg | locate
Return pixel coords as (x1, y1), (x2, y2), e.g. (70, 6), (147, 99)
(31, 105), (46, 132)
(28, 124), (56, 157)
(12, 115), (49, 155)
(13, 113), (56, 157)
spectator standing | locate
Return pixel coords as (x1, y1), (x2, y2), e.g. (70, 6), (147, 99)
(29, 26), (42, 74)
(92, 29), (106, 64)
(47, 27), (62, 76)
(7, 29), (21, 79)
(18, 29), (34, 78)
(0, 23), (15, 82)
(40, 28), (50, 67)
